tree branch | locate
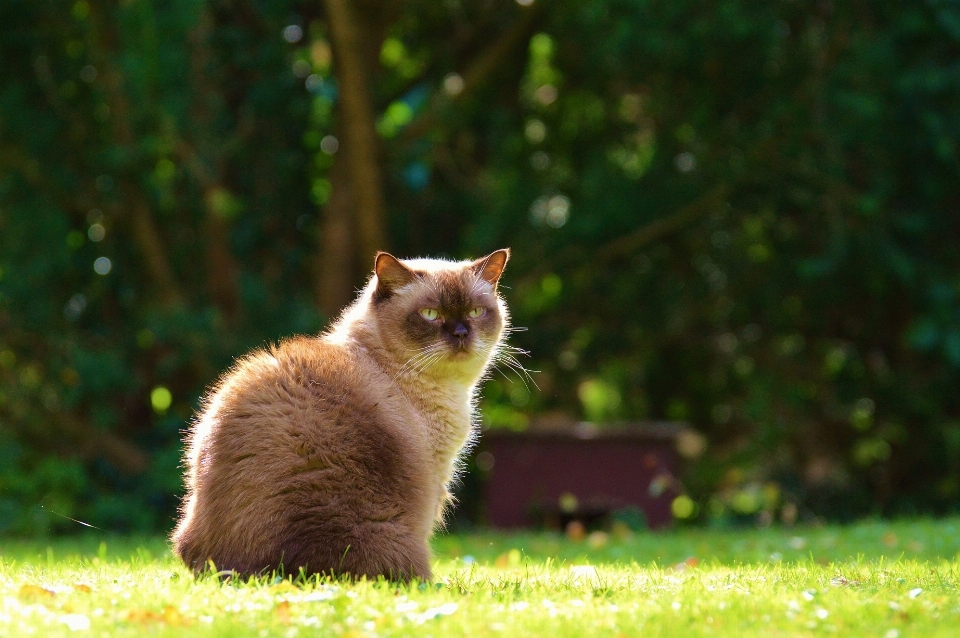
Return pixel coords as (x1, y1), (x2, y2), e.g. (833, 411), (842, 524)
(596, 184), (731, 264)
(12, 411), (151, 476)
(64, 416), (150, 475)
(125, 196), (184, 308)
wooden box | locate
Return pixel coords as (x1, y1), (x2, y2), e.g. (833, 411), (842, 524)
(479, 422), (686, 530)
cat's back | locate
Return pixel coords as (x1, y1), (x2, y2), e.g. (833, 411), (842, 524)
(228, 335), (376, 414)
(204, 335), (413, 460)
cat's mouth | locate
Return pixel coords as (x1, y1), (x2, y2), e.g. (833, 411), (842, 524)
(448, 343), (471, 357)
(440, 333), (472, 356)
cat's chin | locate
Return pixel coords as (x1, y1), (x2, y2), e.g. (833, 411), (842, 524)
(438, 347), (489, 376)
(448, 343), (491, 361)
(443, 348), (472, 363)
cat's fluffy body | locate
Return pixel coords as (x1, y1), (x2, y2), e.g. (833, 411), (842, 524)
(171, 250), (509, 581)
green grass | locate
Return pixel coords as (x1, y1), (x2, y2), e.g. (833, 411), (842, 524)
(2, 519), (959, 636)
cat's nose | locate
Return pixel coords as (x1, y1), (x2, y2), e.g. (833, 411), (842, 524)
(453, 323), (469, 338)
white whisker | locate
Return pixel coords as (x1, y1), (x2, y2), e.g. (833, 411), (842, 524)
(407, 351), (444, 380)
(489, 341), (539, 390)
(394, 344), (445, 381)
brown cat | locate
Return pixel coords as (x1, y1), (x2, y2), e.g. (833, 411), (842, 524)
(171, 249), (510, 581)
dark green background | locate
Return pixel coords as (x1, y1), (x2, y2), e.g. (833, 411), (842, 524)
(1, 0), (959, 534)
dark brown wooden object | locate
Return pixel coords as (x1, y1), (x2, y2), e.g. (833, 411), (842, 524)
(481, 422), (686, 530)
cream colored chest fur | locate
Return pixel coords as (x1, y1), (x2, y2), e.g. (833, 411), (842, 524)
(396, 374), (475, 486)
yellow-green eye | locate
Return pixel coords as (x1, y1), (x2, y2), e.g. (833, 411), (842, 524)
(419, 308), (440, 321)
(468, 307), (485, 319)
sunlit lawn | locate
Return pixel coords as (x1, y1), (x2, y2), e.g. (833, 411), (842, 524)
(2, 518), (959, 636)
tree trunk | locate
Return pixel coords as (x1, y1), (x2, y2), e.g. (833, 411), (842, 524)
(323, 0), (387, 270)
(126, 196), (184, 307)
(189, 8), (241, 322)
(203, 192), (241, 320)
(88, 4), (184, 308)
(316, 136), (356, 318)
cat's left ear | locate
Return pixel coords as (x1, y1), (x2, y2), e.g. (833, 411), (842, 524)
(375, 252), (417, 300)
(471, 248), (510, 287)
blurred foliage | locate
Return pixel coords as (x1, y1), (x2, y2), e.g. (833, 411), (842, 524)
(1, 0), (959, 535)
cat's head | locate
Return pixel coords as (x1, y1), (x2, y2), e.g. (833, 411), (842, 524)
(369, 249), (510, 383)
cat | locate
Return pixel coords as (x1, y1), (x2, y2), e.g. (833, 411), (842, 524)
(171, 249), (510, 581)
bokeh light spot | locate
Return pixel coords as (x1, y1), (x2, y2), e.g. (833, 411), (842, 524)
(558, 492), (579, 513)
(672, 495), (697, 519)
(310, 179), (332, 205)
(64, 293), (87, 320)
(525, 119), (546, 143)
(443, 73), (464, 96)
(292, 59), (311, 78)
(72, 1), (90, 21)
(529, 151), (550, 171)
(305, 74), (323, 94)
(545, 195), (570, 227)
(87, 223), (105, 242)
(540, 273), (562, 297)
(676, 429), (707, 459)
(380, 38), (406, 67)
(282, 25), (303, 44)
(475, 451), (495, 472)
(533, 84), (557, 106)
(402, 162), (430, 192)
(509, 385), (530, 407)
(675, 152), (696, 172)
(558, 350), (578, 370)
(93, 257), (112, 275)
(320, 135), (339, 154)
(578, 378), (621, 421)
(530, 33), (553, 58)
(151, 386), (172, 413)
(377, 101), (414, 137)
(311, 41), (332, 69)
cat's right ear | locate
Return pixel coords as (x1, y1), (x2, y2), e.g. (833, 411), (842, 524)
(374, 252), (417, 301)
(471, 248), (510, 287)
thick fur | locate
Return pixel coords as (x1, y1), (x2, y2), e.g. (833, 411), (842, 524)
(171, 250), (509, 581)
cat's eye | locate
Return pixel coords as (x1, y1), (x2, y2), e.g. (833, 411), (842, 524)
(419, 308), (440, 321)
(468, 307), (485, 319)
